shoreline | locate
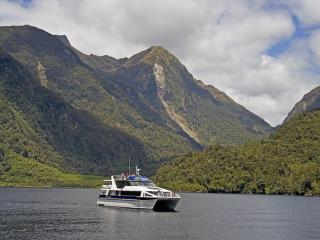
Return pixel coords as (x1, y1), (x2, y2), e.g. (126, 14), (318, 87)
(1, 186), (319, 197)
(0, 185), (100, 189)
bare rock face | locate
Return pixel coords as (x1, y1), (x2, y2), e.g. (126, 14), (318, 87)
(37, 61), (49, 88)
(153, 62), (200, 143)
(284, 86), (320, 123)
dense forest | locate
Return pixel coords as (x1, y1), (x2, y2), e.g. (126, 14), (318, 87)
(153, 110), (320, 195)
(0, 145), (103, 187)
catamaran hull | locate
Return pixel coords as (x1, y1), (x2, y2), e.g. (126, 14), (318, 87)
(152, 198), (180, 211)
(97, 197), (179, 211)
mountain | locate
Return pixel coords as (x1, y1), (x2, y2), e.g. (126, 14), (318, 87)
(284, 86), (320, 122)
(0, 25), (272, 180)
(153, 109), (320, 195)
(106, 46), (273, 145)
(0, 49), (147, 176)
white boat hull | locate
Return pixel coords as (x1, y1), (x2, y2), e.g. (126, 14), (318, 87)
(97, 197), (179, 211)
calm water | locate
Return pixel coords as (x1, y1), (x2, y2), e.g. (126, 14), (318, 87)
(0, 188), (320, 240)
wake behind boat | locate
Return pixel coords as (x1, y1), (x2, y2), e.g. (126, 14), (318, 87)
(97, 167), (180, 211)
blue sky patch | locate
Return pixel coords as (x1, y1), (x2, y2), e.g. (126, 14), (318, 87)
(8, 0), (32, 8)
(266, 15), (309, 57)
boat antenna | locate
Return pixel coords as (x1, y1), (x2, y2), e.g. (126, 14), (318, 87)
(128, 155), (131, 175)
(135, 165), (141, 176)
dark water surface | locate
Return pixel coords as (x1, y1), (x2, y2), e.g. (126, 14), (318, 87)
(0, 188), (320, 240)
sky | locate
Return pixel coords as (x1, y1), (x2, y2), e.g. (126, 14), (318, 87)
(1, 0), (320, 126)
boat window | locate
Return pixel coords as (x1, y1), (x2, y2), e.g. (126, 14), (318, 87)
(146, 191), (157, 195)
(115, 180), (131, 188)
(129, 180), (156, 187)
(120, 191), (141, 197)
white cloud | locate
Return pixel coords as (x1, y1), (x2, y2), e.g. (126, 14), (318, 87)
(309, 30), (320, 62)
(288, 0), (320, 27)
(0, 0), (320, 126)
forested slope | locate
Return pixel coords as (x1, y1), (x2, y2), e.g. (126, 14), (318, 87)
(154, 110), (320, 195)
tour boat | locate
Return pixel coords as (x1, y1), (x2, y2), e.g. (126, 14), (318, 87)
(97, 167), (180, 211)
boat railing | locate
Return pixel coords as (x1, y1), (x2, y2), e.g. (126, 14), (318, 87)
(145, 191), (178, 198)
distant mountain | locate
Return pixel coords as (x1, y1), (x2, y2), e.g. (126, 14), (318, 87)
(153, 109), (320, 195)
(284, 86), (320, 122)
(0, 25), (273, 178)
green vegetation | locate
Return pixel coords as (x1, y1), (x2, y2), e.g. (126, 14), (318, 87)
(0, 25), (273, 186)
(120, 46), (273, 145)
(153, 110), (320, 195)
(0, 25), (199, 176)
(0, 48), (149, 176)
(0, 146), (103, 187)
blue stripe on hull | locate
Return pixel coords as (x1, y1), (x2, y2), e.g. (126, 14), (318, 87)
(99, 195), (158, 200)
(97, 196), (180, 211)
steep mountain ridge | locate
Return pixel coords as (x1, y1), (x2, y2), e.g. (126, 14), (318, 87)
(284, 86), (320, 123)
(0, 25), (273, 178)
(108, 45), (273, 145)
(0, 50), (147, 175)
(0, 26), (199, 164)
